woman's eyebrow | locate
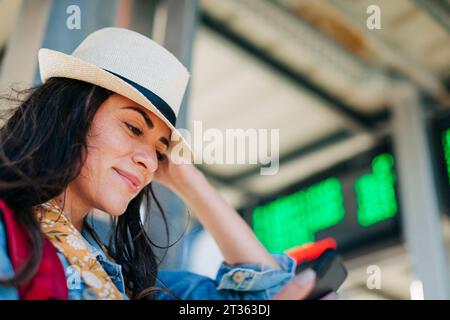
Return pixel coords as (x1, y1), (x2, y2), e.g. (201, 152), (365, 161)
(122, 106), (154, 129)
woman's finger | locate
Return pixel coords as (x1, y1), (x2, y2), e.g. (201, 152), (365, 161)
(272, 269), (316, 300)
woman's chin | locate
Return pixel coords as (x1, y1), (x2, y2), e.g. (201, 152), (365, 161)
(99, 198), (130, 216)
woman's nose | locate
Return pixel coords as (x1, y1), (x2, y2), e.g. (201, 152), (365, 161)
(132, 149), (158, 174)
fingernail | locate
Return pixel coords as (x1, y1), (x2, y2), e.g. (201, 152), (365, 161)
(296, 269), (316, 286)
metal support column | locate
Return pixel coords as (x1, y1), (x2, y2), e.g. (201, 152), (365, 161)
(0, 0), (51, 92)
(148, 0), (199, 269)
(392, 83), (450, 299)
(34, 0), (120, 85)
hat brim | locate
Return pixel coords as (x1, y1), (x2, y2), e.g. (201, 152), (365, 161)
(38, 48), (192, 161)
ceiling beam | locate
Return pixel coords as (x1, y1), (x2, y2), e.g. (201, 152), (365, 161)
(415, 0), (450, 35)
(200, 12), (390, 132)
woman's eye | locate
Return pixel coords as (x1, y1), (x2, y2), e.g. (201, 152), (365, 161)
(156, 151), (164, 161)
(125, 123), (143, 136)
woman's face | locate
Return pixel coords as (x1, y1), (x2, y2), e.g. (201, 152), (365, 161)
(69, 93), (171, 216)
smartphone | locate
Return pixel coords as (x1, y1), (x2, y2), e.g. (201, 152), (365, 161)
(295, 249), (348, 300)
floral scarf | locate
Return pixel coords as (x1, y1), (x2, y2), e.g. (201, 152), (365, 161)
(33, 199), (123, 300)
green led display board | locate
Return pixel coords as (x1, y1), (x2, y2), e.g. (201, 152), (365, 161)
(443, 128), (450, 184)
(252, 153), (400, 253)
(253, 178), (345, 253)
(355, 154), (398, 227)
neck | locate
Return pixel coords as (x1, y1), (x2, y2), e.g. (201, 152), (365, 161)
(54, 189), (91, 231)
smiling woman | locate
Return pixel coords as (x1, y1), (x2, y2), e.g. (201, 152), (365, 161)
(0, 77), (165, 299)
(0, 27), (321, 301)
(66, 93), (173, 226)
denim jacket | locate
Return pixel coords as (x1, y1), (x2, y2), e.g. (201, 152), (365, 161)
(0, 217), (296, 300)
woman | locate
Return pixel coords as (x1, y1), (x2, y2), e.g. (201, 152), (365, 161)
(0, 28), (325, 300)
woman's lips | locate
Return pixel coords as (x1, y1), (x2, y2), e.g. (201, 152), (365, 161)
(113, 168), (141, 194)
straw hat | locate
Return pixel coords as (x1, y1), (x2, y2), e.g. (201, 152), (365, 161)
(38, 27), (192, 161)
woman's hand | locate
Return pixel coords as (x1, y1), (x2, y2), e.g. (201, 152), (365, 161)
(153, 153), (200, 193)
(273, 269), (338, 300)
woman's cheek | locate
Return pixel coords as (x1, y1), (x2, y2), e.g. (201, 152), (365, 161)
(105, 124), (134, 154)
(85, 120), (136, 215)
(100, 186), (130, 216)
(104, 137), (138, 215)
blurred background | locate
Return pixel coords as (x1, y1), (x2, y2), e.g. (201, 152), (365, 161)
(1, 0), (450, 300)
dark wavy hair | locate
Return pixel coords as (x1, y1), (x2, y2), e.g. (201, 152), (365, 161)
(0, 77), (178, 299)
